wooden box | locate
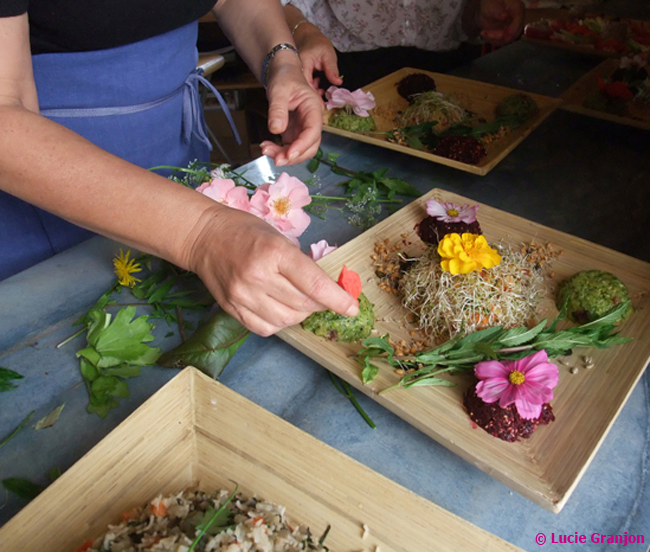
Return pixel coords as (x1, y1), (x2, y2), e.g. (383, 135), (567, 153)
(0, 367), (521, 552)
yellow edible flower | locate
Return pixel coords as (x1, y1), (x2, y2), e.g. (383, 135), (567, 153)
(113, 249), (142, 288)
(437, 233), (501, 274)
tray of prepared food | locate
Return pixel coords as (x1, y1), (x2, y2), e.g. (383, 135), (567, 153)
(0, 367), (523, 552)
(322, 67), (562, 176)
(278, 187), (650, 513)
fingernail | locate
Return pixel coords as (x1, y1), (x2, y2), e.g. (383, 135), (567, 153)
(276, 158), (286, 167)
(288, 151), (299, 161)
(345, 301), (359, 317)
(269, 119), (282, 133)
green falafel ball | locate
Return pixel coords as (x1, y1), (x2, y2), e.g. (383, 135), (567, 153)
(302, 292), (375, 343)
(556, 270), (632, 324)
(496, 93), (538, 122)
(328, 111), (376, 133)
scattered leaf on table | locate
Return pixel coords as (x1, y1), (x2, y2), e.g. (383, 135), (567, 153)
(157, 310), (250, 379)
(0, 367), (23, 392)
(2, 478), (45, 501)
(34, 404), (65, 430)
(0, 411), (34, 450)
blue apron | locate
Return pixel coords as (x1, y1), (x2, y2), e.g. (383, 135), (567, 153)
(0, 22), (238, 280)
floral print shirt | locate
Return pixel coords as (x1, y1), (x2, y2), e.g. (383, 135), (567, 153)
(284, 0), (469, 52)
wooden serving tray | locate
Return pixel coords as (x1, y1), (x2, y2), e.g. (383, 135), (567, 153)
(560, 57), (650, 131)
(0, 367), (522, 552)
(323, 67), (562, 176)
(278, 188), (650, 513)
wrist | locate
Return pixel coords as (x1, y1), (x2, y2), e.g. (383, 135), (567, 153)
(261, 43), (301, 88)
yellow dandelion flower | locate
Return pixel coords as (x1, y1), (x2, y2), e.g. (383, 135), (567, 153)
(113, 249), (142, 288)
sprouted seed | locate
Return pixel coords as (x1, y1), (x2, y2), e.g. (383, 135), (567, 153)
(395, 90), (470, 130)
(399, 243), (547, 344)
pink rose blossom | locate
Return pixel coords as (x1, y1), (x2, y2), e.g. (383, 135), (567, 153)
(196, 178), (251, 212)
(426, 199), (478, 224)
(250, 173), (312, 240)
(325, 86), (376, 117)
(309, 239), (338, 261)
(474, 350), (559, 419)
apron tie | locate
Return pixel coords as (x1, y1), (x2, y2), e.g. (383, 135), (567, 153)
(40, 67), (241, 151)
(183, 68), (241, 150)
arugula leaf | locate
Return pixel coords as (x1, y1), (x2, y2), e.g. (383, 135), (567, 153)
(0, 367), (23, 392)
(157, 310), (250, 379)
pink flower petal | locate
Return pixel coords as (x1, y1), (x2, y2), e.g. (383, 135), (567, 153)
(498, 384), (519, 408)
(475, 359), (510, 379)
(309, 240), (338, 261)
(515, 397), (543, 419)
(197, 178), (251, 212)
(476, 378), (510, 403)
(325, 86), (375, 116)
(516, 349), (549, 373)
(516, 380), (553, 404)
(425, 199), (449, 219)
(525, 363), (559, 389)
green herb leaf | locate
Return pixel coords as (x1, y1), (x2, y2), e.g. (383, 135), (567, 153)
(34, 404), (65, 430)
(0, 367), (23, 392)
(157, 310), (250, 379)
(359, 303), (634, 391)
(361, 359), (379, 384)
(0, 411), (34, 450)
(307, 158), (320, 172)
(2, 478), (45, 501)
(188, 485), (238, 552)
(88, 306), (161, 367)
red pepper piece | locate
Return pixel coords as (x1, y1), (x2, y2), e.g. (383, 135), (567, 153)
(337, 265), (362, 299)
(597, 75), (634, 100)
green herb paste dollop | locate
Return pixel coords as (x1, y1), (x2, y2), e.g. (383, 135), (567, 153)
(302, 292), (375, 343)
(328, 111), (376, 132)
(556, 269), (632, 324)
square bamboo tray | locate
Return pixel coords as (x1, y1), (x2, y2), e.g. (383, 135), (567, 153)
(0, 367), (522, 552)
(323, 67), (562, 175)
(277, 188), (650, 513)
(560, 57), (650, 131)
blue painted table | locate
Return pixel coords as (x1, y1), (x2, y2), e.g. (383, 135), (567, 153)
(1, 40), (649, 551)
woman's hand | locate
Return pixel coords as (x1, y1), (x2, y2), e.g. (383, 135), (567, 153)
(293, 22), (342, 94)
(185, 204), (359, 337)
(468, 0), (525, 46)
(260, 59), (325, 167)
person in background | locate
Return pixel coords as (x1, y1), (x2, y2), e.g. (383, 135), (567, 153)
(283, 0), (526, 91)
(0, 0), (359, 336)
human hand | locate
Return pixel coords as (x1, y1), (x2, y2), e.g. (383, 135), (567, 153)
(185, 204), (359, 337)
(293, 22), (342, 94)
(476, 0), (525, 46)
(260, 61), (324, 167)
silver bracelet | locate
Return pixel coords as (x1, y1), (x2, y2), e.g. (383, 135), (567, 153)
(261, 43), (300, 88)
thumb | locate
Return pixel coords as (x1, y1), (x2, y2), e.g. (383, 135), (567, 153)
(267, 88), (290, 135)
(322, 54), (342, 86)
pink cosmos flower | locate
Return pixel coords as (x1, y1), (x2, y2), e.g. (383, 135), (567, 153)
(309, 239), (337, 261)
(474, 350), (559, 419)
(196, 178), (251, 212)
(426, 199), (478, 224)
(325, 86), (376, 117)
(250, 173), (312, 241)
